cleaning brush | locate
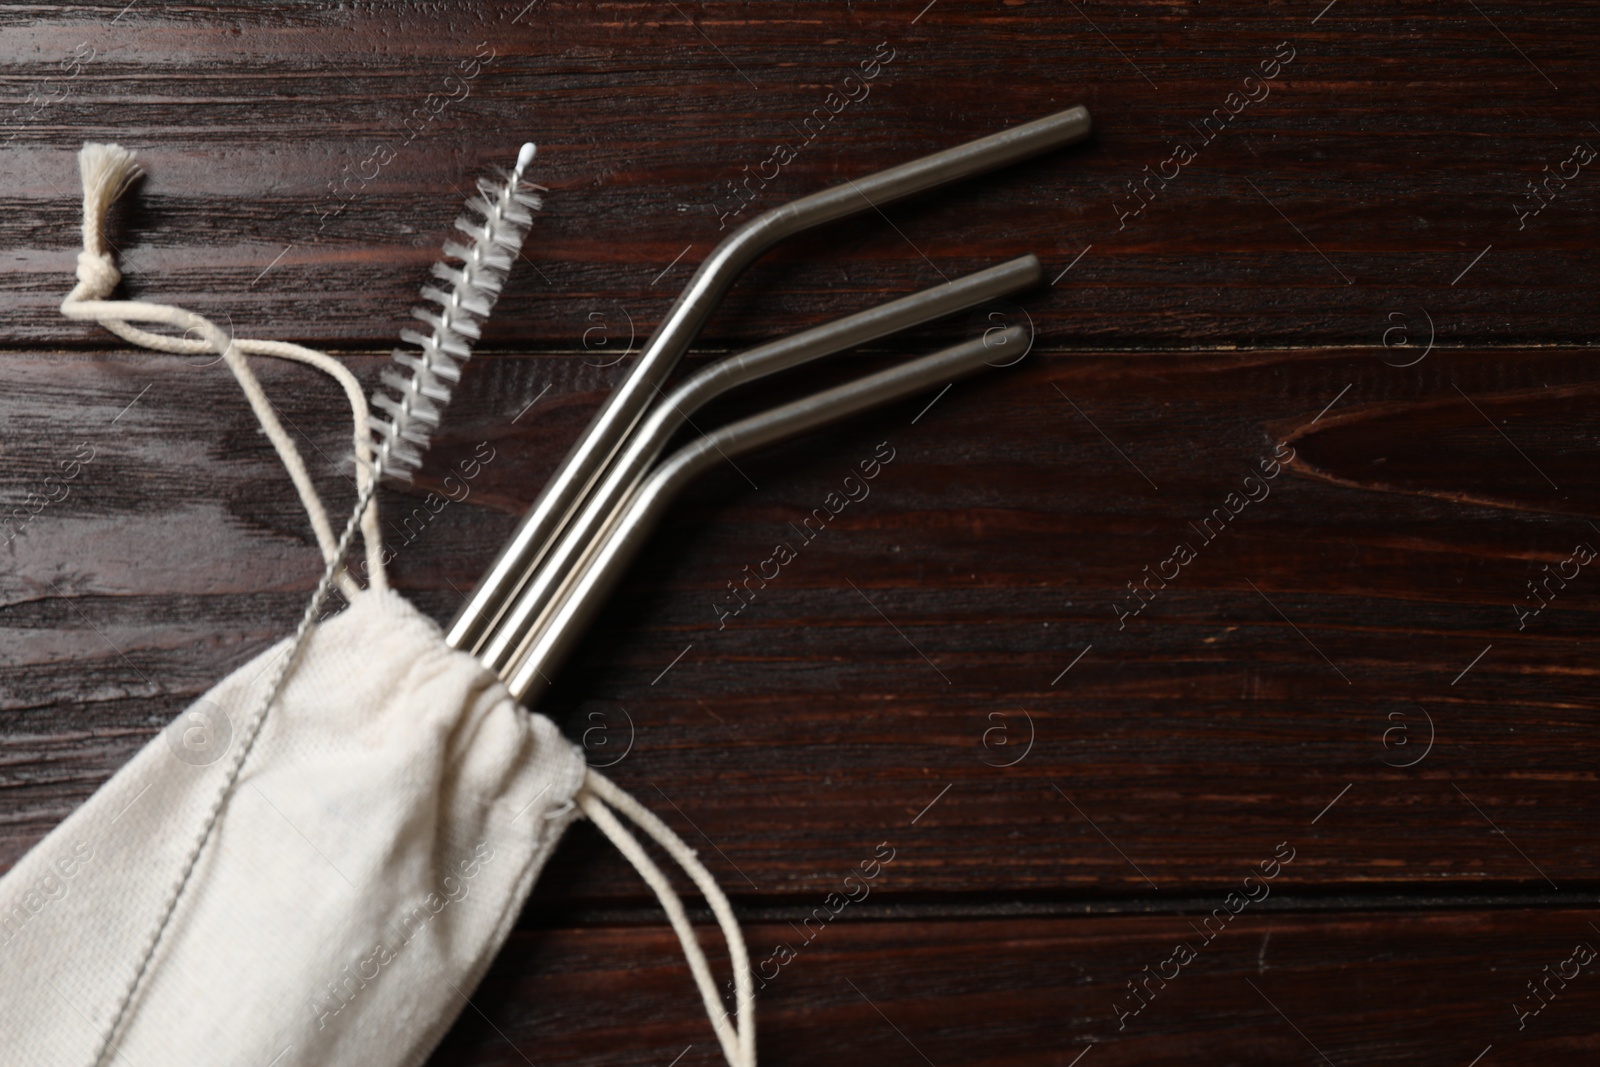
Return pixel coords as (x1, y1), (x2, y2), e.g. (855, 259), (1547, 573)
(370, 141), (543, 480)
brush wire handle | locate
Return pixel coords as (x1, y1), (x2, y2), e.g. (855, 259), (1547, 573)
(371, 142), (543, 480)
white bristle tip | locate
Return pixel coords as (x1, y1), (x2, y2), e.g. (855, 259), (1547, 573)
(515, 142), (537, 174)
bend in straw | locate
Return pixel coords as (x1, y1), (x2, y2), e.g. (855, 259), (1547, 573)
(473, 254), (1042, 672)
(502, 324), (1028, 703)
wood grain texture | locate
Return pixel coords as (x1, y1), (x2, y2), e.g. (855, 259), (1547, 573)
(3, 2), (1599, 347)
(4, 0), (1600, 1062)
(427, 909), (1600, 1066)
(3, 346), (1596, 900)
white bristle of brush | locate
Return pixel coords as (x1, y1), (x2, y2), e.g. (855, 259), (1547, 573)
(369, 142), (542, 480)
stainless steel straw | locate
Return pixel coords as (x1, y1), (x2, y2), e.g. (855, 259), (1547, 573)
(447, 107), (1091, 654)
(473, 255), (1043, 673)
(500, 325), (1027, 703)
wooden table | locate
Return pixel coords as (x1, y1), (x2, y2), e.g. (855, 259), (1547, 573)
(4, 2), (1598, 1063)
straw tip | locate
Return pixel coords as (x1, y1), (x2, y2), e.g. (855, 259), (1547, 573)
(515, 142), (537, 174)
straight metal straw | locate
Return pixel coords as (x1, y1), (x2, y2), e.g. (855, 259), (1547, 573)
(501, 324), (1027, 704)
(447, 106), (1091, 654)
(474, 254), (1043, 673)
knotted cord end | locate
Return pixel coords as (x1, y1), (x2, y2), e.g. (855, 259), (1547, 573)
(75, 248), (121, 299)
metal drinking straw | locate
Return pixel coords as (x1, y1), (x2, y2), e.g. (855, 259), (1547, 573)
(499, 325), (1027, 703)
(473, 255), (1043, 673)
(446, 106), (1091, 655)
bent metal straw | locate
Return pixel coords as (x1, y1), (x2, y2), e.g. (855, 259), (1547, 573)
(448, 106), (1093, 657)
(474, 255), (1044, 674)
(501, 324), (1029, 703)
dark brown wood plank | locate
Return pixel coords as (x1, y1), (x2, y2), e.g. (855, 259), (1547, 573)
(3, 345), (1597, 902)
(427, 909), (1600, 1065)
(4, 1), (1599, 347)
(6, 9), (1600, 1060)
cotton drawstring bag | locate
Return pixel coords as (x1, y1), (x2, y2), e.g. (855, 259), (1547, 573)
(0, 144), (755, 1067)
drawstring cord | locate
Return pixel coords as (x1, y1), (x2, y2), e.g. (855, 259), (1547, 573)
(62, 142), (399, 1066)
(576, 769), (757, 1067)
(61, 142), (387, 594)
